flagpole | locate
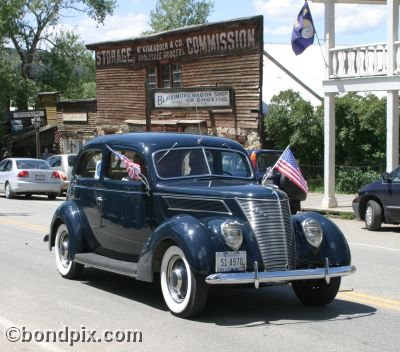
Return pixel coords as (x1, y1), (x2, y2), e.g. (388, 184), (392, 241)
(261, 145), (290, 186)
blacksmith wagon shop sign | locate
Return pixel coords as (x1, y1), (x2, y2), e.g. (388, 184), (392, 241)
(152, 88), (233, 109)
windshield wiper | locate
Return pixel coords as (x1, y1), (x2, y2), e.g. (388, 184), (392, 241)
(157, 142), (178, 163)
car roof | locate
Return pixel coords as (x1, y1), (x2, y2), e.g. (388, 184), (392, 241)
(247, 149), (283, 154)
(6, 158), (47, 162)
(49, 154), (78, 157)
(84, 132), (246, 154)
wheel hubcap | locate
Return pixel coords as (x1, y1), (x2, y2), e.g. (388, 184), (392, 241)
(58, 232), (70, 268)
(167, 256), (188, 303)
(366, 206), (372, 225)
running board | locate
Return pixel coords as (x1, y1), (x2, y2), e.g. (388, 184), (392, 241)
(74, 253), (137, 278)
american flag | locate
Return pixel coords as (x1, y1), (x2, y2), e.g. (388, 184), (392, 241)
(106, 145), (141, 181)
(54, 129), (62, 144)
(275, 147), (308, 194)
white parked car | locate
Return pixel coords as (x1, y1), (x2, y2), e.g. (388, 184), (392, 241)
(46, 154), (77, 193)
(0, 158), (63, 200)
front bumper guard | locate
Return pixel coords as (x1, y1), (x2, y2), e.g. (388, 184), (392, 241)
(205, 258), (356, 289)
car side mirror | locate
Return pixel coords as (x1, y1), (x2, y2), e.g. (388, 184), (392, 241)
(382, 172), (391, 182)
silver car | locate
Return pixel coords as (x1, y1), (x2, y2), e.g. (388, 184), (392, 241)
(46, 154), (77, 192)
(0, 158), (62, 200)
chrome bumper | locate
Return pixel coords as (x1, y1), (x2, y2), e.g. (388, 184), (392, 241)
(205, 259), (356, 288)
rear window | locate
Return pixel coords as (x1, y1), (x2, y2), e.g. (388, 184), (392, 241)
(257, 152), (281, 172)
(68, 155), (77, 167)
(16, 160), (51, 170)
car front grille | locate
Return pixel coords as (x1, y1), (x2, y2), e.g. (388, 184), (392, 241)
(236, 198), (295, 271)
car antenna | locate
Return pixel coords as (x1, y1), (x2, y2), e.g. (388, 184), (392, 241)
(196, 105), (203, 145)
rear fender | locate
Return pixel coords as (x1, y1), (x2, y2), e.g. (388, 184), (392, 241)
(49, 201), (95, 259)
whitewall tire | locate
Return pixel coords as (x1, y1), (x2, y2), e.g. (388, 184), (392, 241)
(160, 245), (208, 318)
(54, 224), (83, 279)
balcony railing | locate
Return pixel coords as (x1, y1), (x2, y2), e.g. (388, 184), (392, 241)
(329, 42), (400, 78)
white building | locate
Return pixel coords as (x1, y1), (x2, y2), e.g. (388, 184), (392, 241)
(311, 0), (398, 208)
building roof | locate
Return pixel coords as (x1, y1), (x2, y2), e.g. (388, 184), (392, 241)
(86, 15), (263, 49)
(312, 0), (386, 4)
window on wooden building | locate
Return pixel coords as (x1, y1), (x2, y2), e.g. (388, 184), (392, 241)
(147, 64), (181, 89)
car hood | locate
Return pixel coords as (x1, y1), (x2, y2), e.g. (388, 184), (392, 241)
(155, 178), (287, 200)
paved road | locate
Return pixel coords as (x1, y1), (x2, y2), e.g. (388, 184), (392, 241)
(0, 196), (399, 352)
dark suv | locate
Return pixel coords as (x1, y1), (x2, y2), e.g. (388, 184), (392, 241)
(353, 166), (400, 230)
(47, 133), (355, 318)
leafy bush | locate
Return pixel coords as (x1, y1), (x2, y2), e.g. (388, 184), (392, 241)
(336, 167), (381, 194)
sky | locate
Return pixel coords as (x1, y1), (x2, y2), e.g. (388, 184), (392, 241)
(61, 0), (389, 105)
(63, 0), (388, 45)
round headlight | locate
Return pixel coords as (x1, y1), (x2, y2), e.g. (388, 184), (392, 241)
(221, 221), (243, 250)
(301, 218), (323, 248)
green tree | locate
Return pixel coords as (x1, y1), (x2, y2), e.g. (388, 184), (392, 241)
(335, 92), (386, 163)
(264, 89), (323, 164)
(0, 0), (116, 108)
(148, 0), (214, 33)
(38, 31), (96, 99)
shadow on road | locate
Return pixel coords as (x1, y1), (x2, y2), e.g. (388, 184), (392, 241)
(80, 268), (167, 312)
(78, 268), (376, 325)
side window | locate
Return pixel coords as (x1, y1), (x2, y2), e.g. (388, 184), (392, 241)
(75, 150), (103, 179)
(48, 156), (61, 167)
(3, 161), (12, 172)
(391, 168), (400, 183)
(105, 149), (145, 181)
(147, 64), (181, 88)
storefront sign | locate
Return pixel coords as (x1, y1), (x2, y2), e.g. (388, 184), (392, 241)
(152, 88), (233, 109)
(12, 110), (45, 119)
(92, 17), (262, 67)
(63, 113), (88, 122)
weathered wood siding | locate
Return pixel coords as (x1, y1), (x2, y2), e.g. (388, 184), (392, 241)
(95, 67), (146, 130)
(56, 99), (97, 138)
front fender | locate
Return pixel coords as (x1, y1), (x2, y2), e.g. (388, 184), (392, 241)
(136, 215), (216, 282)
(49, 201), (94, 259)
(292, 212), (352, 267)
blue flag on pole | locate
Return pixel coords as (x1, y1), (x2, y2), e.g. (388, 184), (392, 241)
(291, 1), (315, 55)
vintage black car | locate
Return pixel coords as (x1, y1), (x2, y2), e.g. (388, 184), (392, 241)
(352, 166), (400, 230)
(48, 133), (355, 318)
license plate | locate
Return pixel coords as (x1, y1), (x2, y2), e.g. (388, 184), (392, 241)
(215, 251), (246, 272)
(35, 175), (45, 181)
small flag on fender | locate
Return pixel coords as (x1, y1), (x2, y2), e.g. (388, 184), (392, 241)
(291, 1), (315, 55)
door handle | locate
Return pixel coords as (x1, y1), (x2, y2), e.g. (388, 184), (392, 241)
(96, 196), (103, 207)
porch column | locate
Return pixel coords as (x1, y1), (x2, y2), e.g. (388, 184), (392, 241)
(322, 93), (337, 208)
(386, 0), (399, 172)
(387, 91), (399, 172)
(322, 0), (337, 208)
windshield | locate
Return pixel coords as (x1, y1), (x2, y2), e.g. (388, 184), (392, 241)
(16, 159), (51, 170)
(153, 147), (253, 179)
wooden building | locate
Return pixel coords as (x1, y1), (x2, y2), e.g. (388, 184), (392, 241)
(56, 99), (97, 154)
(86, 16), (264, 147)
